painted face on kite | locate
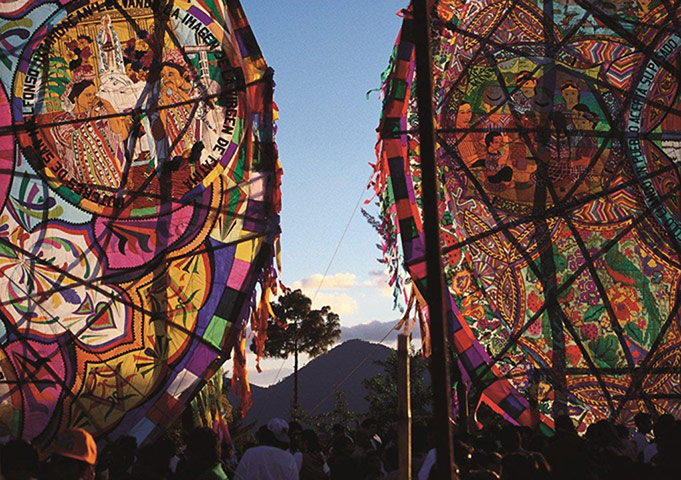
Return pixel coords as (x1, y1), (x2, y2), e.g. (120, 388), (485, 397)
(572, 109), (595, 131)
(487, 134), (504, 153)
(0, 0), (281, 447)
(456, 103), (473, 128)
(560, 85), (580, 110)
(160, 64), (189, 95)
(73, 83), (98, 113)
(519, 77), (537, 99)
(375, 0), (681, 431)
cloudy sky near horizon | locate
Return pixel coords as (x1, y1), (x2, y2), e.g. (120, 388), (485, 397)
(239, 1), (409, 386)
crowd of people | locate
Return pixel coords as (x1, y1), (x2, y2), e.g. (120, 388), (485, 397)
(1, 412), (680, 479)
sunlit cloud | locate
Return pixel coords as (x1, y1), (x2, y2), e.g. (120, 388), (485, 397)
(362, 269), (393, 297)
(312, 292), (358, 315)
(292, 272), (357, 291)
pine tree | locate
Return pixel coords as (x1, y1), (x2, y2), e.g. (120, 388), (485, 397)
(258, 289), (341, 415)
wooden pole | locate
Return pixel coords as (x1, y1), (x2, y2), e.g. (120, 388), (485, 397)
(397, 334), (412, 480)
(411, 1), (458, 479)
(294, 335), (299, 417)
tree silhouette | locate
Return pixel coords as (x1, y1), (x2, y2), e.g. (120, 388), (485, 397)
(363, 349), (432, 427)
(258, 289), (341, 413)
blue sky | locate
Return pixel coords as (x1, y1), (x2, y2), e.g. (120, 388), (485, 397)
(240, 1), (408, 384)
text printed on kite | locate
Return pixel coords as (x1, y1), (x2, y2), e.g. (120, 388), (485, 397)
(0, 0), (282, 446)
(373, 0), (681, 432)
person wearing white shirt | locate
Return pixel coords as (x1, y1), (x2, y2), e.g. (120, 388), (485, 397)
(233, 418), (300, 480)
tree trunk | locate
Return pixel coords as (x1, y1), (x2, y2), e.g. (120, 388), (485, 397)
(293, 341), (299, 416)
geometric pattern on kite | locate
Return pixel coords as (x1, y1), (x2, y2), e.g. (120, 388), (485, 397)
(0, 0), (281, 447)
(373, 0), (681, 432)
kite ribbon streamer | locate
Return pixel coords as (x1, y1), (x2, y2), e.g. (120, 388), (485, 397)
(374, 5), (550, 429)
(0, 0), (281, 445)
(377, 0), (681, 431)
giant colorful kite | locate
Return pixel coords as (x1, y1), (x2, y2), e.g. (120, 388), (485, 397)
(0, 0), (281, 446)
(374, 0), (681, 430)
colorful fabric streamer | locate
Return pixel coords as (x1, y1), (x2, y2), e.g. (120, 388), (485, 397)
(0, 0), (281, 446)
(374, 0), (681, 431)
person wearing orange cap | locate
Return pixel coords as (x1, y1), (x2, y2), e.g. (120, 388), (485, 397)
(45, 428), (97, 480)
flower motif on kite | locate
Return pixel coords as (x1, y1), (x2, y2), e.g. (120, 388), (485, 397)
(375, 0), (681, 430)
(0, 0), (281, 446)
(0, 213), (132, 349)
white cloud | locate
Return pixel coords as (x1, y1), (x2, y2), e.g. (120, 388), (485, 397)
(288, 274), (361, 315)
(362, 270), (393, 298)
(368, 269), (386, 277)
(283, 270), (396, 325)
(312, 292), (358, 315)
(292, 272), (357, 291)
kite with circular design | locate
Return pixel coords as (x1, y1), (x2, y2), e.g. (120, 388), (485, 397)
(0, 0), (281, 446)
(374, 0), (681, 430)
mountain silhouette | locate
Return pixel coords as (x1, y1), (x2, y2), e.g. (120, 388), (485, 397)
(236, 339), (393, 425)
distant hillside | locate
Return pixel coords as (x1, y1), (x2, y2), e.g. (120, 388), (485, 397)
(341, 320), (422, 344)
(235, 339), (393, 426)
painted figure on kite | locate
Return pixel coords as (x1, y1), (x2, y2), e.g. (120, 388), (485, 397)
(374, 0), (681, 432)
(0, 0), (281, 447)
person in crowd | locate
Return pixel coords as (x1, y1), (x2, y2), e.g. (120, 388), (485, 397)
(614, 424), (637, 460)
(416, 422), (438, 480)
(175, 427), (228, 480)
(221, 442), (239, 478)
(654, 417), (681, 478)
(94, 442), (116, 480)
(5, 411), (681, 480)
(500, 453), (540, 480)
(644, 413), (675, 464)
(362, 450), (385, 479)
(499, 426), (523, 456)
(543, 415), (595, 480)
(326, 423), (349, 454)
(299, 429), (328, 480)
(632, 412), (653, 458)
(130, 435), (174, 480)
(288, 420), (304, 472)
(1, 439), (39, 480)
(233, 418), (299, 480)
(382, 444), (399, 479)
(102, 436), (136, 480)
(355, 418), (383, 454)
(328, 433), (360, 480)
(44, 428), (97, 480)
